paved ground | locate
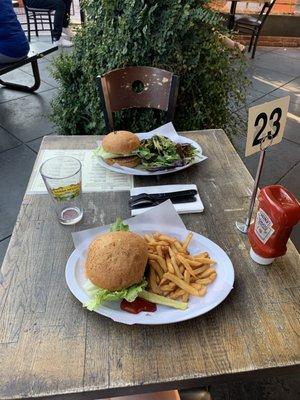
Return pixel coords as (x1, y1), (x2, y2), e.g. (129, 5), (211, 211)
(0, 37), (299, 399)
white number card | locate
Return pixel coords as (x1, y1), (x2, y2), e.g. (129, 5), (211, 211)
(245, 96), (290, 156)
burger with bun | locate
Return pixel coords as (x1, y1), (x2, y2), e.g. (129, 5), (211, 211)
(84, 219), (148, 310)
(96, 130), (141, 168)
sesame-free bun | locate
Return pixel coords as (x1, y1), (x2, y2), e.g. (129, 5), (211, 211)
(105, 155), (140, 168)
(102, 130), (140, 154)
(85, 231), (148, 291)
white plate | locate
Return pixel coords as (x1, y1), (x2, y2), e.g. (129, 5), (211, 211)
(66, 228), (234, 325)
(96, 134), (206, 176)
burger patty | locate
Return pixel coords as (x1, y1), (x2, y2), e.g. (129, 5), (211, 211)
(105, 155), (140, 168)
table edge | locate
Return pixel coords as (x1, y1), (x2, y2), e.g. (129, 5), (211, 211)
(3, 364), (299, 400)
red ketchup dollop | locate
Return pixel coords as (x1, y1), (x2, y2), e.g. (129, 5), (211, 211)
(120, 298), (157, 314)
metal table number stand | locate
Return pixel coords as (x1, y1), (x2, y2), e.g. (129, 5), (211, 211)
(235, 96), (290, 234)
(236, 137), (271, 234)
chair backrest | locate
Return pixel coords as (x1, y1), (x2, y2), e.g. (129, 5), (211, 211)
(97, 66), (179, 133)
(258, 0), (276, 24)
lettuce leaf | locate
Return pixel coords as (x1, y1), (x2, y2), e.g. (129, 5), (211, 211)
(94, 146), (134, 159)
(83, 279), (147, 311)
(110, 218), (129, 232)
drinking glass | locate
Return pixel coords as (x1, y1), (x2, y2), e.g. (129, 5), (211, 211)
(40, 156), (83, 225)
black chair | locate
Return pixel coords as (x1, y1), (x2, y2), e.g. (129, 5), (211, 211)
(234, 0), (276, 59)
(0, 43), (57, 92)
(23, 0), (55, 42)
(97, 66), (179, 133)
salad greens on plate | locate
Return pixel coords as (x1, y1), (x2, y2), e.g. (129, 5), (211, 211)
(135, 135), (199, 171)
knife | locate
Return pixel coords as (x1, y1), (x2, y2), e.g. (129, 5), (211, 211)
(129, 189), (197, 205)
(129, 195), (197, 209)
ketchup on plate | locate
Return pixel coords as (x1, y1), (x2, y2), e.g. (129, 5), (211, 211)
(248, 185), (300, 265)
(120, 298), (157, 314)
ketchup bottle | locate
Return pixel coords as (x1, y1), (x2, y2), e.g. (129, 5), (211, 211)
(248, 185), (300, 265)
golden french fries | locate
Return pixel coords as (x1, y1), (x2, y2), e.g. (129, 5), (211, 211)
(193, 265), (210, 275)
(149, 268), (160, 295)
(195, 257), (215, 265)
(166, 256), (175, 274)
(174, 240), (185, 253)
(177, 254), (197, 278)
(184, 269), (190, 284)
(163, 272), (199, 296)
(158, 234), (177, 244)
(197, 273), (217, 285)
(160, 282), (176, 292)
(168, 247), (183, 279)
(148, 253), (168, 272)
(149, 260), (164, 280)
(144, 232), (217, 304)
(171, 289), (186, 299)
(182, 232), (193, 251)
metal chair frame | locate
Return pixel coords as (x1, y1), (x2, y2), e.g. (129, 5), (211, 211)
(0, 44), (58, 92)
(234, 0), (276, 58)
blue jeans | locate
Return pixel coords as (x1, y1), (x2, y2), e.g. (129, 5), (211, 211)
(25, 0), (72, 40)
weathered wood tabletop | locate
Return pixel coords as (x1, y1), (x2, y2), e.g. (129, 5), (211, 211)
(0, 130), (299, 400)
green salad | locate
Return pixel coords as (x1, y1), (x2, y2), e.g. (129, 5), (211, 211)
(135, 135), (199, 171)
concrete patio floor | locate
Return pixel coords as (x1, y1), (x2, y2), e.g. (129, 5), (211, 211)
(0, 37), (299, 399)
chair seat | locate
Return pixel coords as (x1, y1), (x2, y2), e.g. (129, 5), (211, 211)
(234, 15), (261, 27)
(26, 7), (54, 13)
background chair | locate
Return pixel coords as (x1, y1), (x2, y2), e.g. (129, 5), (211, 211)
(97, 66), (179, 133)
(23, 0), (54, 42)
(233, 0), (276, 58)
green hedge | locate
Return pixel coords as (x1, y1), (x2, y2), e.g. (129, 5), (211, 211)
(51, 0), (247, 135)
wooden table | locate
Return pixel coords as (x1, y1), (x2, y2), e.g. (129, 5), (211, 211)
(228, 0), (267, 29)
(1, 131), (299, 400)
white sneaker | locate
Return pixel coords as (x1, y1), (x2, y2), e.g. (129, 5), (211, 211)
(62, 27), (74, 39)
(54, 37), (74, 48)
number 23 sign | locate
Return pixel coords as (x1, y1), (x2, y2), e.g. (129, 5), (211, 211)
(245, 96), (290, 156)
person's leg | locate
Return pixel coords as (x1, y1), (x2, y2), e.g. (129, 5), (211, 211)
(62, 0), (72, 28)
(61, 0), (74, 41)
(25, 0), (65, 41)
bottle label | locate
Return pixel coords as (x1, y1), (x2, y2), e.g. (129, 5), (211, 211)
(254, 208), (275, 244)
